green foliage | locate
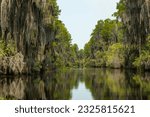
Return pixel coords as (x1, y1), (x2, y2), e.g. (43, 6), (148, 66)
(84, 18), (124, 68)
(133, 36), (150, 68)
(85, 59), (96, 67)
(132, 75), (143, 87)
(84, 42), (91, 58)
(0, 40), (5, 57)
(33, 61), (42, 72)
(100, 19), (116, 43)
(47, 19), (80, 68)
(0, 40), (16, 57)
(47, 0), (61, 18)
(113, 0), (126, 19)
(94, 51), (106, 67)
(133, 50), (150, 68)
(55, 20), (71, 43)
(78, 49), (84, 60)
(105, 43), (124, 67)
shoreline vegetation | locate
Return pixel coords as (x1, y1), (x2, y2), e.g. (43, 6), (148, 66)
(0, 0), (150, 75)
(84, 0), (150, 71)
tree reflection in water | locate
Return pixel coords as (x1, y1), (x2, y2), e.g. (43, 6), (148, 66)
(0, 68), (150, 100)
(83, 69), (150, 100)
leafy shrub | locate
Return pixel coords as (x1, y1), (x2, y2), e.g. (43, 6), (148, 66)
(133, 50), (150, 69)
(0, 40), (16, 57)
(105, 43), (124, 68)
(94, 51), (106, 67)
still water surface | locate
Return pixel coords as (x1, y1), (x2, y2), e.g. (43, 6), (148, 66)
(0, 68), (150, 100)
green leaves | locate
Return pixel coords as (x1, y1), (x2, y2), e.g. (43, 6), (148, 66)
(48, 0), (61, 18)
(105, 43), (124, 68)
(113, 0), (126, 19)
(0, 40), (16, 57)
(133, 50), (150, 67)
(84, 18), (123, 68)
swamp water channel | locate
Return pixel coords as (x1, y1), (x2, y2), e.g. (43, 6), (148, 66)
(0, 68), (150, 100)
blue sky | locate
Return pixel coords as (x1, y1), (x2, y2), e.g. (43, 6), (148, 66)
(57, 0), (119, 49)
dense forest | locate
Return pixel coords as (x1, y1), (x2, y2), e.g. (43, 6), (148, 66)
(0, 0), (80, 74)
(84, 0), (150, 71)
(0, 0), (150, 75)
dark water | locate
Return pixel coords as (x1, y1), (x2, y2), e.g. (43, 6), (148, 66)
(0, 68), (150, 100)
